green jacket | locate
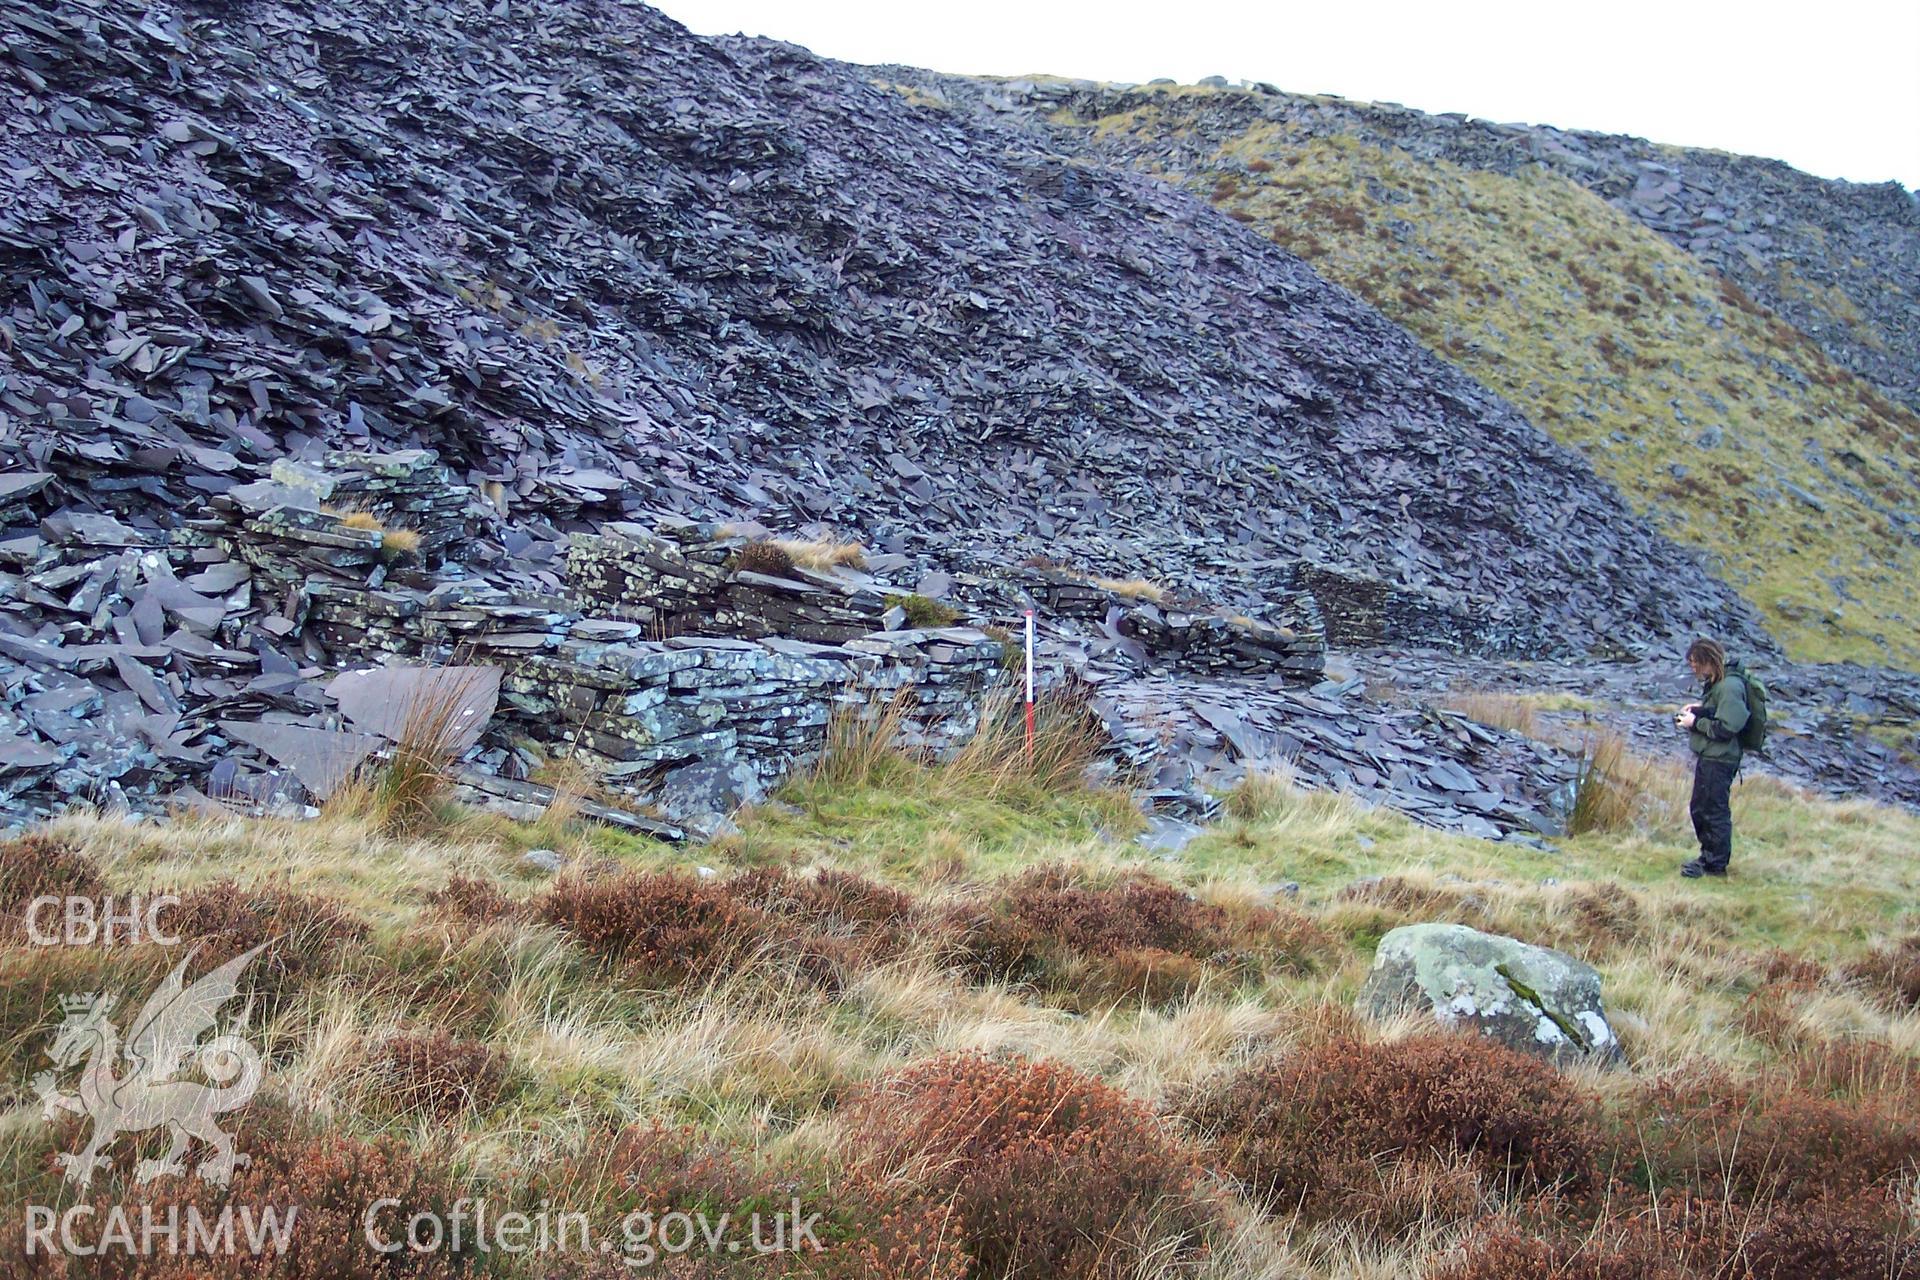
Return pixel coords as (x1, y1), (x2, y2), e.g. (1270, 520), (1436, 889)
(1689, 662), (1750, 764)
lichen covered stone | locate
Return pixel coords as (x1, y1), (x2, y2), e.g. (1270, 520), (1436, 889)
(1358, 922), (1623, 1067)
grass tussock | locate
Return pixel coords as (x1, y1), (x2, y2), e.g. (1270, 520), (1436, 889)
(766, 534), (867, 572)
(1092, 576), (1168, 604)
(327, 667), (493, 834)
(884, 591), (962, 628)
(324, 506), (422, 560)
(733, 538), (796, 577)
(1445, 691), (1542, 738)
(810, 682), (1112, 808)
(1568, 732), (1686, 836)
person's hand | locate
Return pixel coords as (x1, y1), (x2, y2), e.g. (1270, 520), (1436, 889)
(1675, 706), (1698, 730)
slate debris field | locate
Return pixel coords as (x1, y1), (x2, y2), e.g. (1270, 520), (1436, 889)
(0, 1), (1911, 834)
(3, 0), (1765, 647)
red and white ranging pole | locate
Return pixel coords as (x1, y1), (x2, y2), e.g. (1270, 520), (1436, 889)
(1023, 608), (1036, 755)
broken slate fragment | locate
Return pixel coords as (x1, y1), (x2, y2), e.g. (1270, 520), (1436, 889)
(219, 720), (384, 799)
(327, 665), (503, 755)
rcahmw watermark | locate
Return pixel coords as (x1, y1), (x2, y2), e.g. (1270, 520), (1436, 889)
(25, 1204), (297, 1258)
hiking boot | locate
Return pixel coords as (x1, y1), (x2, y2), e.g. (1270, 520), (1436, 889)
(1680, 859), (1727, 878)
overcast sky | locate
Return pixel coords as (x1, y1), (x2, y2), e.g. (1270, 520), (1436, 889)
(650, 0), (1920, 190)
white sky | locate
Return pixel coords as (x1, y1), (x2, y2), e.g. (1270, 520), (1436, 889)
(650, 0), (1920, 190)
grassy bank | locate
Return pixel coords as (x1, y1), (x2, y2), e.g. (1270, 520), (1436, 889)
(2, 725), (1916, 1277)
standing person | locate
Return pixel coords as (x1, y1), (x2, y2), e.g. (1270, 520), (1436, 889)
(1675, 638), (1748, 878)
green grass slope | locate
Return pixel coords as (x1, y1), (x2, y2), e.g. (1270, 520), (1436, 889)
(1050, 90), (1920, 666)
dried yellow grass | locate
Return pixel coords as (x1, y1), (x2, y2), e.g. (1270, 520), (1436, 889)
(767, 535), (866, 571)
(334, 509), (383, 531)
(1094, 576), (1168, 604)
(1444, 691), (1542, 738)
(380, 527), (423, 558)
(327, 667), (493, 835)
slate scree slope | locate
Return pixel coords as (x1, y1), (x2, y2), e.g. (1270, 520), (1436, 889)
(0, 0), (1796, 829)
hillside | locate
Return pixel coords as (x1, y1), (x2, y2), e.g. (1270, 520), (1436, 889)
(925, 78), (1920, 666)
(0, 0), (1764, 658)
(4, 6), (1920, 1278)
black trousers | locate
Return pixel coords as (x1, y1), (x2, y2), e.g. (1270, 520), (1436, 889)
(1689, 756), (1737, 871)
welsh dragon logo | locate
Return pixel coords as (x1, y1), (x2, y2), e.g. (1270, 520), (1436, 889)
(34, 943), (268, 1188)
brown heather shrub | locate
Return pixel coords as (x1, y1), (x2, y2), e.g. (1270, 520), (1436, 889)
(425, 872), (523, 922)
(535, 870), (863, 989)
(1183, 1035), (1602, 1226)
(940, 866), (1325, 1004)
(539, 1122), (968, 1280)
(4, 1119), (468, 1278)
(1336, 873), (1472, 921)
(1092, 946), (1214, 1007)
(846, 1052), (1212, 1280)
(537, 870), (768, 983)
(0, 833), (105, 930)
(1629, 1072), (1920, 1205)
(1430, 1224), (1682, 1280)
(165, 880), (368, 1016)
(1759, 948), (1830, 987)
(370, 1030), (507, 1119)
(1440, 1190), (1920, 1280)
(726, 866), (919, 963)
(1561, 882), (1646, 948)
(1848, 933), (1920, 1010)
(1730, 1192), (1920, 1279)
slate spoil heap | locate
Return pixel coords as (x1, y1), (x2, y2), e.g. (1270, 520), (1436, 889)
(0, 1), (1911, 837)
(1, 0), (1766, 671)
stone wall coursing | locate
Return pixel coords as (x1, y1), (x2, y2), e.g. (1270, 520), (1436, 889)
(1293, 565), (1555, 659)
(0, 448), (1004, 830)
(1020, 568), (1328, 681)
(495, 628), (1002, 788)
(565, 525), (895, 643)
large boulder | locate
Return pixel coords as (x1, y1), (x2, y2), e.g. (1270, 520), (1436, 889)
(1358, 923), (1624, 1067)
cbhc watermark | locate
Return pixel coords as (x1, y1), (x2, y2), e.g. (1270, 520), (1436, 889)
(25, 894), (180, 947)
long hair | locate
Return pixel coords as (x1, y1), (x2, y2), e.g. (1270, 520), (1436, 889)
(1686, 637), (1726, 683)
